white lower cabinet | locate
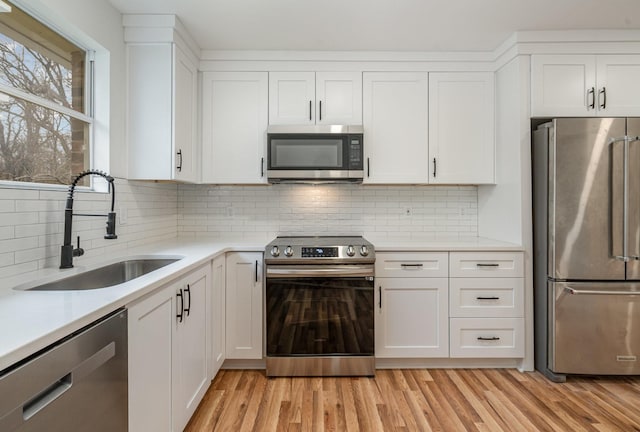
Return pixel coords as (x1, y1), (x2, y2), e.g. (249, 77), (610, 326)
(449, 252), (525, 359)
(449, 318), (524, 358)
(210, 254), (226, 377)
(225, 252), (263, 359)
(375, 252), (449, 357)
(376, 277), (449, 357)
(375, 250), (525, 361)
(128, 263), (211, 432)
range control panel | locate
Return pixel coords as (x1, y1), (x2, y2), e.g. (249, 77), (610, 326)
(302, 247), (339, 258)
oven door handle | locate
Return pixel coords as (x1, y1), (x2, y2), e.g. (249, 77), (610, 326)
(266, 264), (374, 278)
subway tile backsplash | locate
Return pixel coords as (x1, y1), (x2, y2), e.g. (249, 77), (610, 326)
(0, 182), (477, 278)
(178, 184), (478, 243)
(0, 180), (178, 279)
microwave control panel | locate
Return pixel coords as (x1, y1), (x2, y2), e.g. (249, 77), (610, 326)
(348, 134), (363, 169)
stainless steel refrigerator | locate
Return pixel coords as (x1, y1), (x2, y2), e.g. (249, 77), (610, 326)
(533, 118), (640, 382)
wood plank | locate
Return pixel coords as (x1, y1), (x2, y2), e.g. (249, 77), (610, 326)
(184, 369), (640, 432)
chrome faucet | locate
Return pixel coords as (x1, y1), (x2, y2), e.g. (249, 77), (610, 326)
(60, 170), (117, 269)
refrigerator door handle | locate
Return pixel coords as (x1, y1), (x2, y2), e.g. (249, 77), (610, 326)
(629, 135), (640, 260)
(565, 286), (640, 296)
(611, 136), (630, 262)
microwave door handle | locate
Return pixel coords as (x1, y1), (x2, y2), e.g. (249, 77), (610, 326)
(309, 100), (312, 121)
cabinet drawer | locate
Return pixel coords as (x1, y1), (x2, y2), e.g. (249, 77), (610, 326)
(449, 318), (524, 358)
(449, 252), (523, 278)
(450, 278), (523, 318)
(375, 252), (448, 278)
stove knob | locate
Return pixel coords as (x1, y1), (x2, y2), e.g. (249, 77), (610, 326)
(284, 246), (294, 257)
(346, 245), (356, 257)
(359, 245), (370, 256)
(270, 246), (280, 257)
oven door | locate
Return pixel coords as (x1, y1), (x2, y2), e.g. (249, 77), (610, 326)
(265, 265), (374, 357)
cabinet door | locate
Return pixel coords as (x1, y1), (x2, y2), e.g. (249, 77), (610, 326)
(201, 71), (268, 184)
(375, 277), (449, 357)
(363, 72), (429, 184)
(127, 43), (173, 180)
(226, 252), (263, 359)
(429, 72), (495, 184)
(173, 265), (211, 432)
(173, 44), (198, 182)
(128, 286), (174, 432)
(269, 72), (315, 125)
(211, 254), (226, 378)
(596, 55), (640, 117)
(316, 72), (362, 125)
(531, 55), (596, 117)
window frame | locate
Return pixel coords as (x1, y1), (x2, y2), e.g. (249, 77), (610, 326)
(0, 0), (102, 192)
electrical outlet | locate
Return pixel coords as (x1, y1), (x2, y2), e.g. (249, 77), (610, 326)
(119, 207), (128, 225)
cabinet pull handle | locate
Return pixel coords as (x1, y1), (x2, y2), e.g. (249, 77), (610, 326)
(176, 149), (183, 172)
(477, 336), (500, 341)
(476, 263), (499, 268)
(255, 260), (259, 282)
(433, 158), (437, 177)
(319, 100), (322, 121)
(599, 87), (607, 109)
(176, 289), (184, 323)
(261, 157), (264, 178)
(379, 286), (382, 309)
(401, 263), (424, 268)
(476, 296), (500, 300)
(309, 100), (312, 121)
(184, 284), (191, 317)
(587, 87), (595, 109)
(367, 158), (370, 177)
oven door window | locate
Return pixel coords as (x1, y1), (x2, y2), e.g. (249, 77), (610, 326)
(266, 277), (374, 356)
(269, 137), (345, 169)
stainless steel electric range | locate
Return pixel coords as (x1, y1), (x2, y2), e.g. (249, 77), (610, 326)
(264, 236), (375, 377)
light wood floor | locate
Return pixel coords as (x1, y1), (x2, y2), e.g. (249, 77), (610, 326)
(185, 369), (640, 431)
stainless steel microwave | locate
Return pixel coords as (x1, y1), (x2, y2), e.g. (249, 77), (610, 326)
(266, 125), (364, 183)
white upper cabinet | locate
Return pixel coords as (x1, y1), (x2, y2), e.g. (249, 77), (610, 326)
(125, 16), (199, 182)
(201, 71), (269, 184)
(269, 71), (362, 125)
(316, 72), (363, 124)
(428, 72), (495, 184)
(362, 72), (429, 184)
(531, 54), (640, 117)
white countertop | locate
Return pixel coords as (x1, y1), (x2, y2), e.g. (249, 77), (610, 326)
(0, 235), (523, 372)
(0, 238), (263, 372)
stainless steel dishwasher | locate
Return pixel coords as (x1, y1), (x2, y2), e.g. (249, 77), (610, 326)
(0, 308), (128, 431)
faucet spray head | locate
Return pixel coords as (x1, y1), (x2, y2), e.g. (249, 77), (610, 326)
(105, 212), (118, 239)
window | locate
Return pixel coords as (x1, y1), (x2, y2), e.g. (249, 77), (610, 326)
(0, 0), (91, 186)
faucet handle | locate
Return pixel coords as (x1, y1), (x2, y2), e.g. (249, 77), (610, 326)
(73, 236), (84, 257)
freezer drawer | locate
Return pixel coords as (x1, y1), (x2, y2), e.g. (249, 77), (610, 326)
(551, 281), (640, 375)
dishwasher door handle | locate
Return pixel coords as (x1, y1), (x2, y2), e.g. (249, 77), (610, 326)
(22, 374), (72, 421)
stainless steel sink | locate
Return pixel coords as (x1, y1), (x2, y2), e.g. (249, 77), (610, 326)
(19, 257), (182, 291)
